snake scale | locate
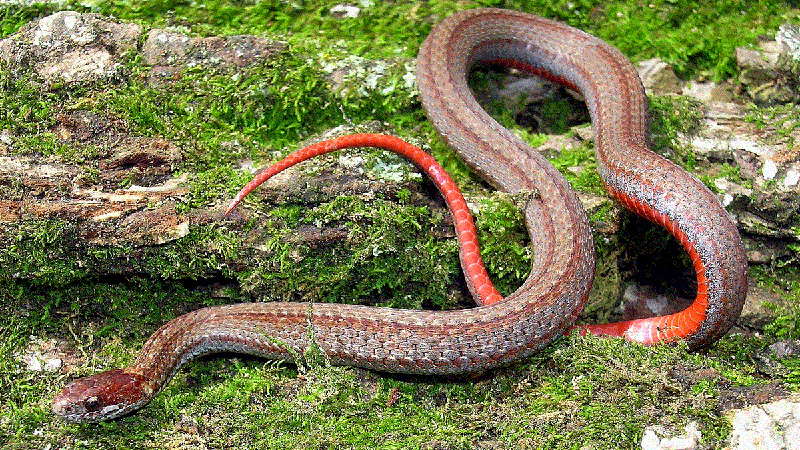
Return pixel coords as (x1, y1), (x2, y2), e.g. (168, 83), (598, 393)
(52, 8), (747, 423)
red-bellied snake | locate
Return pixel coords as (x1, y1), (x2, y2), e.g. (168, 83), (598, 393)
(52, 8), (747, 422)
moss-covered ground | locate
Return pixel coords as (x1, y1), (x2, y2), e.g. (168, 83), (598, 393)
(1, 0), (799, 449)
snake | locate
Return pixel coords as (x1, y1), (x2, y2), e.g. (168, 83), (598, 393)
(51, 8), (748, 423)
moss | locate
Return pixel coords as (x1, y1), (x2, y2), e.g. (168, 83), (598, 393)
(3, 0), (796, 80)
(744, 103), (800, 148)
(0, 2), (60, 37)
(648, 95), (704, 171)
(9, 301), (776, 449)
(754, 266), (800, 342)
(525, 0), (794, 81)
(473, 194), (532, 296)
(3, 0), (800, 447)
(137, 224), (241, 280)
(0, 220), (89, 287)
(181, 166), (254, 212)
(0, 65), (58, 136)
(0, 219), (242, 291)
(238, 195), (462, 309)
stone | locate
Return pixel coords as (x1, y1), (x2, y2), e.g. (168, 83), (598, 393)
(769, 340), (800, 359)
(682, 81), (735, 103)
(777, 23), (800, 61)
(330, 4), (361, 19)
(142, 28), (287, 74)
(0, 11), (141, 84)
(736, 24), (800, 104)
(672, 100), (799, 256)
(641, 422), (701, 450)
(727, 395), (800, 450)
(637, 57), (683, 95)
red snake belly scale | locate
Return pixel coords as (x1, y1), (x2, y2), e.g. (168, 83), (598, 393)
(51, 8), (747, 423)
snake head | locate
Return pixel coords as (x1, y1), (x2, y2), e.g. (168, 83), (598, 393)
(52, 369), (153, 423)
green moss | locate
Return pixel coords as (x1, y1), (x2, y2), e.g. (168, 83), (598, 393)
(520, 0), (794, 81)
(473, 194), (532, 296)
(549, 141), (604, 194)
(0, 219), (241, 291)
(0, 3), (60, 37)
(0, 65), (58, 136)
(102, 58), (332, 151)
(539, 98), (577, 134)
(0, 220), (88, 287)
(754, 266), (800, 342)
(744, 103), (800, 148)
(5, 233), (798, 447)
(182, 166), (254, 212)
(10, 309), (776, 449)
(2, 0), (799, 447)
(648, 95), (704, 171)
(239, 195), (461, 309)
(137, 224), (240, 280)
(3, 0), (796, 81)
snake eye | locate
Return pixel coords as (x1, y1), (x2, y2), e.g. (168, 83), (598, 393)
(84, 396), (101, 412)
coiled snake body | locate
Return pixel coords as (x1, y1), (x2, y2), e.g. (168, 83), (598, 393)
(52, 9), (747, 423)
